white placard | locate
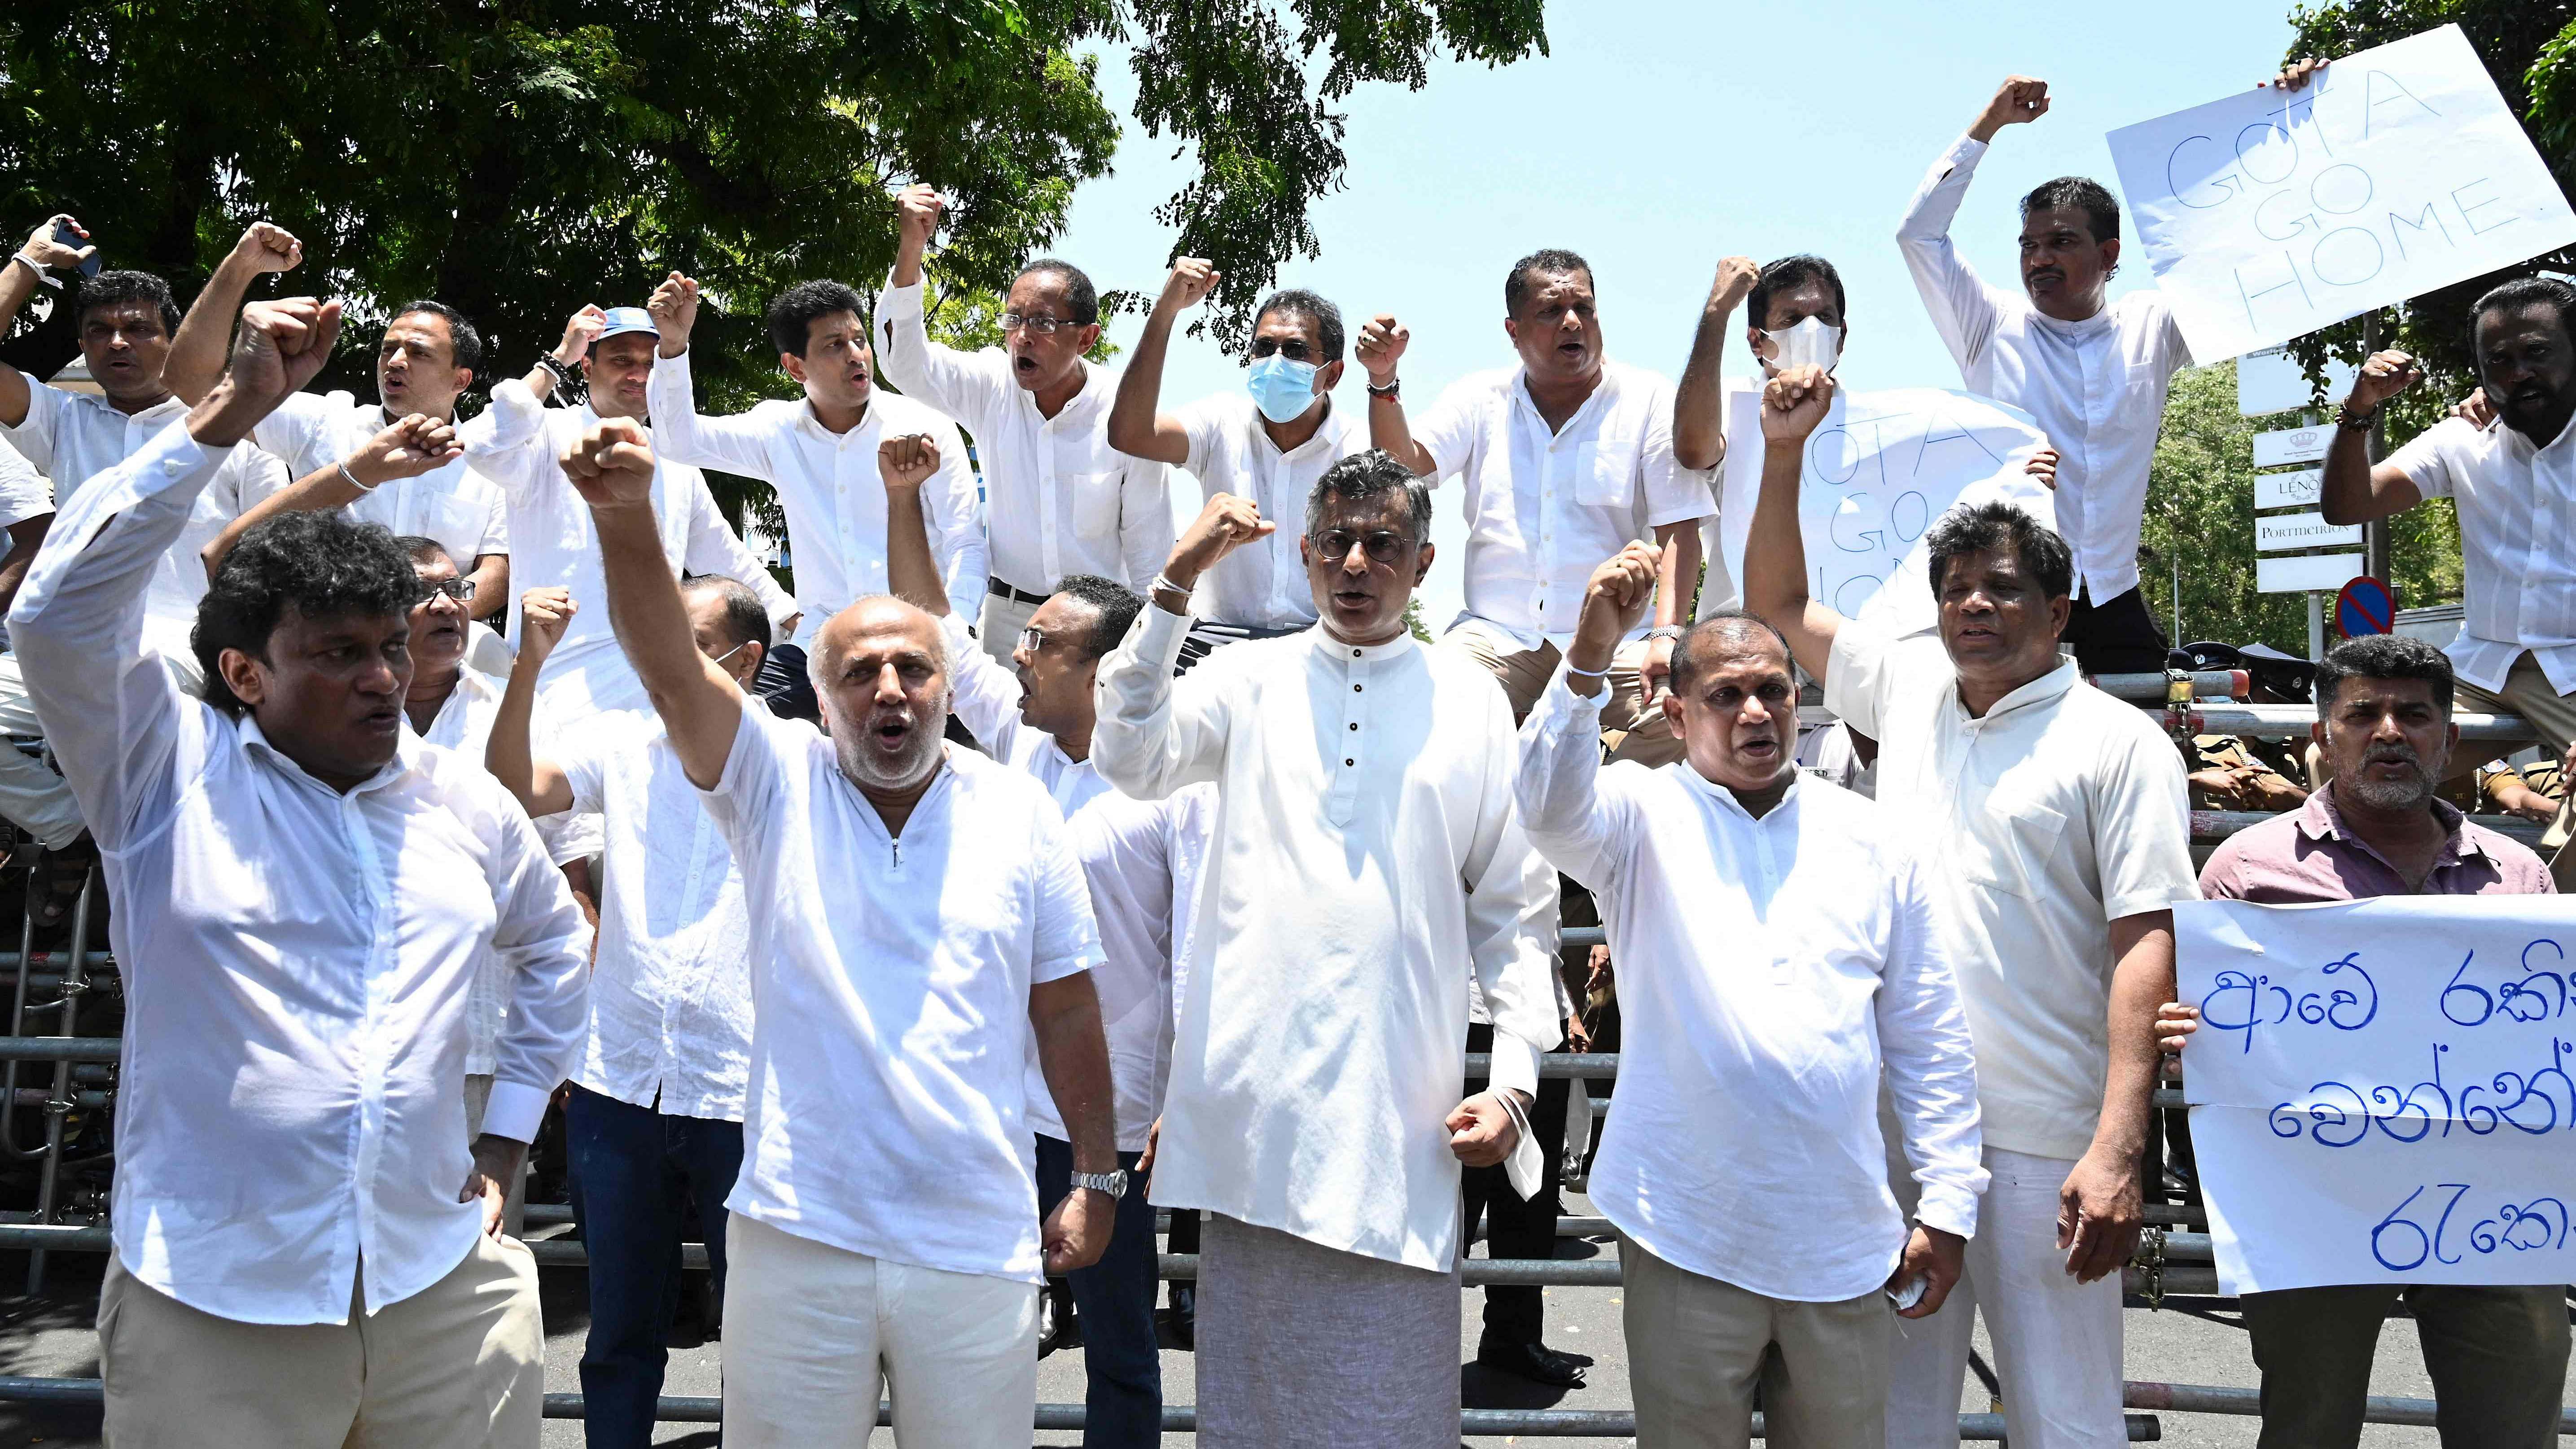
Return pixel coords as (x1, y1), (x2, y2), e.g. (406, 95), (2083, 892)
(2237, 344), (2359, 417)
(2256, 467), (2324, 510)
(2176, 897), (2576, 1294)
(2256, 511), (2363, 551)
(2108, 25), (2576, 362)
(2253, 424), (2331, 468)
(2256, 552), (2363, 593)
(1714, 386), (2053, 632)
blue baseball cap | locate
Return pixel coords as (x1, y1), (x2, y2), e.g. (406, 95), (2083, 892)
(596, 306), (657, 342)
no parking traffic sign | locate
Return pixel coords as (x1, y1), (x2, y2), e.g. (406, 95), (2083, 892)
(2335, 576), (2394, 638)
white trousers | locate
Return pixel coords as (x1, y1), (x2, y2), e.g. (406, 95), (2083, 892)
(0, 653), (84, 850)
(721, 1216), (1038, 1448)
(1885, 1146), (2125, 1449)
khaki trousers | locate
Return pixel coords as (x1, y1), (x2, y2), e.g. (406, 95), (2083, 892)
(1618, 1234), (1888, 1449)
(1441, 621), (1682, 766)
(100, 1231), (544, 1449)
(2455, 652), (2576, 888)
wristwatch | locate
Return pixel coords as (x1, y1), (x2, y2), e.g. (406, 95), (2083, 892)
(1366, 376), (1402, 400)
(1646, 624), (1686, 642)
(1070, 1168), (1130, 1199)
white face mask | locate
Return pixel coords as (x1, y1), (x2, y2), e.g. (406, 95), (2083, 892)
(1761, 316), (1841, 374)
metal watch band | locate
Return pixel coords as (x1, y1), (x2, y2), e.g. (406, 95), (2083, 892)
(1070, 1168), (1129, 1199)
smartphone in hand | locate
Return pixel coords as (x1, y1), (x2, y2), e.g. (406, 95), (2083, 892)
(51, 220), (99, 279)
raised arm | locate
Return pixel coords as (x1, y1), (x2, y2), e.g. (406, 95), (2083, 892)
(564, 419), (744, 787)
(641, 273), (777, 479)
(1090, 496), (1267, 799)
(1897, 79), (2044, 370)
(1354, 313), (1438, 476)
(1673, 257), (1758, 471)
(2319, 348), (2427, 525)
(202, 413), (461, 576)
(0, 215), (98, 428)
(12, 297), (341, 840)
(1106, 259), (1218, 466)
(876, 184), (1007, 422)
(485, 586), (579, 816)
(1516, 545), (1658, 883)
(165, 223), (304, 404)
(1738, 364), (1846, 681)
(921, 417), (989, 620)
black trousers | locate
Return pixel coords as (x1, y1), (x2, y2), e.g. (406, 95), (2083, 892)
(2062, 585), (2171, 677)
(752, 641), (819, 723)
(2243, 1282), (2570, 1448)
(1461, 1022), (1569, 1348)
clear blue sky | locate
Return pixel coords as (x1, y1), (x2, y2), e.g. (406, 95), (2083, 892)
(1049, 0), (2300, 628)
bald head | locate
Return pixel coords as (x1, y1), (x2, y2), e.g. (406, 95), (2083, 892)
(810, 595), (950, 792)
(1669, 612), (1793, 697)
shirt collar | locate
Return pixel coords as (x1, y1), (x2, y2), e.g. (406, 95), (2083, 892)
(1509, 359), (1618, 435)
(1674, 760), (1801, 822)
(2030, 304), (2116, 342)
(79, 391), (186, 425)
(1029, 360), (1105, 426)
(2298, 785), (2487, 863)
(1251, 395), (1345, 462)
(795, 395), (876, 444)
(1309, 624), (1416, 665)
(236, 711), (420, 796)
(1954, 657), (2078, 720)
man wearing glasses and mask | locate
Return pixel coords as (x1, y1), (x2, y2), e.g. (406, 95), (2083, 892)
(1106, 259), (1366, 671)
(880, 185), (1172, 661)
(1093, 453), (1560, 1448)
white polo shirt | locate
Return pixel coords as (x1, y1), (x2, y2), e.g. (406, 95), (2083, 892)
(701, 703), (1103, 1283)
(1826, 623), (2198, 1160)
(1171, 392), (1368, 630)
(2385, 415), (2576, 694)
(1411, 359), (1710, 649)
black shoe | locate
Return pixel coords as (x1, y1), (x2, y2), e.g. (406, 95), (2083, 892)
(1166, 1284), (1196, 1350)
(1039, 1283), (1082, 1356)
(1476, 1340), (1590, 1387)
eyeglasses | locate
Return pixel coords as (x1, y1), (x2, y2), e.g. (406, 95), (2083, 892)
(1016, 626), (1055, 656)
(422, 578), (475, 602)
(999, 312), (1077, 336)
(1249, 338), (1317, 363)
(1308, 529), (1413, 564)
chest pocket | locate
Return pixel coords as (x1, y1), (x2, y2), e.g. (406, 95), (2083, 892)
(1573, 439), (1638, 510)
(2111, 363), (2167, 431)
(1959, 791), (2068, 901)
(1068, 467), (1123, 542)
(416, 491), (494, 560)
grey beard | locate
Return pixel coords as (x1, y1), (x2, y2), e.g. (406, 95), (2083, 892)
(830, 698), (949, 793)
(2343, 758), (2434, 812)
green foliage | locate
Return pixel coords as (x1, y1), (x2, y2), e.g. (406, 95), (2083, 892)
(2280, 1), (2576, 392)
(2141, 360), (2461, 653)
(0, 0), (1546, 400)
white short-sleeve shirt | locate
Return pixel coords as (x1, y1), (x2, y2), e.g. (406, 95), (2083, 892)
(1172, 392), (1368, 630)
(2385, 416), (2576, 694)
(700, 704), (1104, 1282)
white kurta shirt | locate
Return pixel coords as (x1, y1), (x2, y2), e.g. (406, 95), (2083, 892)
(2386, 415), (2576, 694)
(647, 348), (989, 641)
(1898, 134), (2193, 605)
(8, 422), (589, 1325)
(702, 703), (1103, 1283)
(1171, 392), (1368, 630)
(876, 277), (1171, 594)
(552, 710), (759, 1121)
(1827, 623), (2198, 1160)
(938, 614), (1210, 1151)
(1518, 673), (1985, 1300)
(1, 379), (289, 658)
(250, 392), (511, 568)
(1092, 606), (1561, 1270)
(465, 381), (793, 720)
(1412, 359), (1711, 649)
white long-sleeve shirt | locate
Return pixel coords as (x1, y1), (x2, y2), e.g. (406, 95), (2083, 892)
(702, 703), (1102, 1284)
(1412, 359), (1711, 648)
(249, 391), (511, 570)
(1517, 672), (1984, 1300)
(646, 348), (988, 641)
(1, 379), (288, 658)
(1092, 606), (1560, 1270)
(552, 710), (760, 1121)
(8, 420), (589, 1325)
(466, 381), (793, 720)
(1170, 392), (1369, 629)
(411, 649), (513, 1078)
(938, 613), (1210, 1151)
(1897, 134), (2193, 604)
(875, 277), (1171, 594)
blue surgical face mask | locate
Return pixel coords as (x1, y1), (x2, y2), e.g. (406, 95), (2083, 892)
(1246, 353), (1321, 425)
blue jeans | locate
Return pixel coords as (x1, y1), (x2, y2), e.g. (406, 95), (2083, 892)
(565, 1085), (745, 1449)
(1034, 1135), (1159, 1447)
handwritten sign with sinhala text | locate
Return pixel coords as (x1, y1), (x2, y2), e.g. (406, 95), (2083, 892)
(2177, 896), (2576, 1294)
(1714, 386), (2053, 634)
(2107, 24), (2576, 362)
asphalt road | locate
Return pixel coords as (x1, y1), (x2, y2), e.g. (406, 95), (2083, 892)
(0, 1188), (2563, 1448)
